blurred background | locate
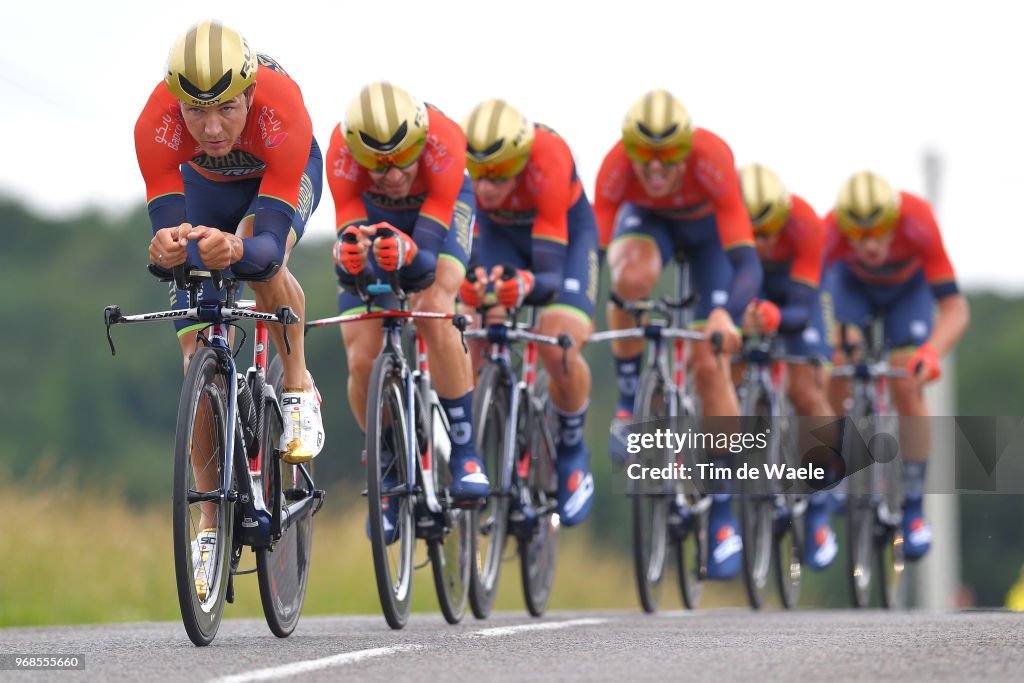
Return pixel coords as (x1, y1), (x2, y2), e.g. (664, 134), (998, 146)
(2, 0), (1024, 625)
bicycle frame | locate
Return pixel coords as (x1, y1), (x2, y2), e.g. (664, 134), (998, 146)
(104, 268), (318, 549)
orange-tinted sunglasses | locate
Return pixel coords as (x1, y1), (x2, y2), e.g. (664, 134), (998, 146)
(623, 141), (690, 166)
(355, 135), (427, 173)
(840, 223), (894, 241)
(466, 154), (529, 182)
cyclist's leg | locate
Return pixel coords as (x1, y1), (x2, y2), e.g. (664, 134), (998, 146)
(240, 144), (325, 462)
(607, 204), (671, 417)
(883, 271), (935, 558)
(536, 200), (599, 525)
(410, 185), (488, 499)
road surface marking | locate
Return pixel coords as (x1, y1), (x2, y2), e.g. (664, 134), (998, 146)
(467, 617), (608, 638)
(209, 644), (422, 683)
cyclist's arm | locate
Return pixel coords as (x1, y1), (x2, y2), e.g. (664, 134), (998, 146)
(779, 196), (826, 333)
(592, 144), (628, 253)
(134, 85), (189, 233)
(927, 293), (969, 357)
(526, 238), (566, 305)
(910, 192), (968, 356)
(776, 281), (815, 334)
(524, 139), (573, 304)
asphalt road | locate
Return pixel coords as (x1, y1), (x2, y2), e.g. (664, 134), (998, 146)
(2, 609), (1022, 682)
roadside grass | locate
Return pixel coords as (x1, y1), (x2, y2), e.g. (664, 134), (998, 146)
(0, 475), (745, 628)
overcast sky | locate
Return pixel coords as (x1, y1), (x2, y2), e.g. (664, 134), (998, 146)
(2, 0), (1020, 292)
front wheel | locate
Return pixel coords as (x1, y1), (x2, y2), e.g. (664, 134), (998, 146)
(739, 392), (774, 610)
(173, 347), (233, 646)
(469, 362), (511, 619)
(366, 352), (416, 629)
(632, 367), (671, 613)
(257, 356), (315, 637)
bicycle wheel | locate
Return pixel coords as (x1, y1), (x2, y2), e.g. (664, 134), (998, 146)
(632, 366), (671, 613)
(845, 406), (875, 608)
(469, 361), (511, 619)
(257, 356), (315, 637)
(172, 347), (233, 646)
(424, 378), (471, 625)
(518, 371), (559, 617)
(773, 405), (804, 609)
(367, 352), (416, 629)
(674, 390), (707, 610)
(877, 421), (905, 609)
(739, 390), (774, 610)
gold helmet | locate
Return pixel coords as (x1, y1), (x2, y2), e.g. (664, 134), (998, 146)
(739, 164), (792, 236)
(462, 99), (534, 181)
(621, 89), (694, 165)
(835, 171), (901, 239)
(343, 81), (428, 171)
(164, 20), (257, 107)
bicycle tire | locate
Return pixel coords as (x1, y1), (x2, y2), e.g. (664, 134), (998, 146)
(518, 371), (559, 618)
(173, 347), (233, 646)
(423, 378), (471, 625)
(632, 366), (671, 613)
(774, 408), (804, 609)
(877, 420), (905, 609)
(846, 405), (875, 608)
(469, 361), (511, 619)
(256, 356), (315, 637)
(673, 388), (707, 611)
(366, 352), (416, 629)
(739, 388), (774, 610)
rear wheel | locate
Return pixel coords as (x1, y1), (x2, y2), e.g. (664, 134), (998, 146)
(366, 353), (416, 629)
(173, 347), (233, 646)
(878, 424), (905, 609)
(739, 390), (774, 610)
(774, 408), (803, 609)
(424, 378), (471, 625)
(845, 405), (875, 608)
(674, 390), (707, 610)
(257, 356), (315, 637)
(469, 362), (511, 619)
(519, 372), (559, 617)
(632, 367), (671, 613)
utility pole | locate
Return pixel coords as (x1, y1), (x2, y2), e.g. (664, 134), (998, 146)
(916, 150), (961, 609)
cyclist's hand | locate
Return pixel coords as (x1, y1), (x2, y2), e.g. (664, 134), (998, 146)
(741, 300), (759, 335)
(365, 222), (417, 272)
(908, 343), (941, 383)
(492, 266), (534, 309)
(149, 224), (190, 267)
(460, 266), (488, 308)
(755, 300), (782, 334)
(189, 225), (242, 270)
(334, 225), (369, 274)
(706, 307), (741, 354)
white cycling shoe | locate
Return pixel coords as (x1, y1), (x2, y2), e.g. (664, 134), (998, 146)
(280, 379), (325, 464)
(191, 528), (217, 601)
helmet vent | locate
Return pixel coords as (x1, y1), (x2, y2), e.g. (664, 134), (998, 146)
(178, 70), (233, 102)
(637, 121), (678, 142)
(467, 139), (504, 159)
(360, 121), (408, 152)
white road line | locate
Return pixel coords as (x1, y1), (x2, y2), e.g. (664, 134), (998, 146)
(466, 617), (609, 638)
(209, 644), (422, 683)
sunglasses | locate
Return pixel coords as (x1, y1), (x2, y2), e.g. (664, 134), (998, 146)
(623, 141), (690, 166)
(466, 154), (529, 182)
(354, 134), (427, 173)
(840, 223), (894, 241)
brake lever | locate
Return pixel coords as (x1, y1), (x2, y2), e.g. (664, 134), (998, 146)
(452, 314), (470, 353)
(103, 305), (123, 356)
(557, 333), (574, 376)
(276, 305), (299, 355)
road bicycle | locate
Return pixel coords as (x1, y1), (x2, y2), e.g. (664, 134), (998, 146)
(734, 334), (806, 609)
(104, 264), (323, 646)
(307, 227), (473, 629)
(590, 256), (717, 613)
(463, 274), (573, 618)
(832, 315), (907, 608)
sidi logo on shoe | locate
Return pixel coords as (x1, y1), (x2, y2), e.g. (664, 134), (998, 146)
(450, 422), (471, 446)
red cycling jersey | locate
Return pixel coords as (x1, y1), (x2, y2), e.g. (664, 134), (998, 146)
(759, 194), (825, 288)
(134, 58), (314, 231)
(475, 125), (584, 245)
(593, 128), (754, 251)
(325, 106), (466, 234)
(824, 191), (958, 296)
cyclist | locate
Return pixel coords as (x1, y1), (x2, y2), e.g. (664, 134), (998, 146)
(737, 163), (837, 571)
(595, 89), (762, 578)
(458, 99), (599, 526)
(824, 170), (969, 561)
(135, 20), (325, 598)
(327, 82), (488, 539)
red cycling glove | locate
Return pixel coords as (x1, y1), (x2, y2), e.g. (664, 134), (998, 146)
(333, 225), (365, 274)
(908, 343), (941, 382)
(495, 269), (535, 309)
(756, 300), (782, 334)
(372, 223), (418, 272)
